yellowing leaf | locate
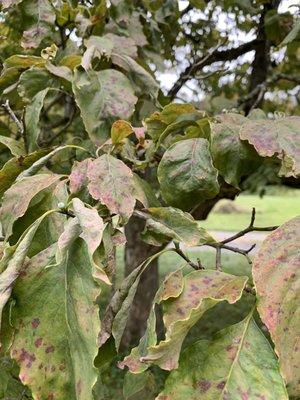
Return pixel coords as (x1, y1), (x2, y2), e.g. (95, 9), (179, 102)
(111, 120), (133, 144)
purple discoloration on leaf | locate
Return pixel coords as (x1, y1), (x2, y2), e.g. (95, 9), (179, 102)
(34, 338), (43, 348)
(240, 116), (300, 178)
(45, 345), (55, 354)
(253, 216), (300, 397)
(87, 154), (135, 221)
(0, 174), (61, 239)
(69, 159), (92, 194)
(156, 314), (288, 400)
(123, 270), (247, 372)
(197, 380), (211, 393)
(31, 318), (40, 329)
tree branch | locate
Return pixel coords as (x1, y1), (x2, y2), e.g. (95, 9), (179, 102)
(220, 208), (278, 245)
(168, 38), (262, 99)
(174, 242), (203, 270)
(1, 100), (27, 153)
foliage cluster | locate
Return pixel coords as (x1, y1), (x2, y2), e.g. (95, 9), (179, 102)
(0, 1), (299, 399)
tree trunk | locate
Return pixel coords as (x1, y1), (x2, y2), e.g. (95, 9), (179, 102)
(244, 0), (280, 113)
(121, 215), (161, 348)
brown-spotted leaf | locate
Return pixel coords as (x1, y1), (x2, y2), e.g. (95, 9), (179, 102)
(253, 216), (300, 397)
(10, 239), (100, 400)
(0, 211), (55, 343)
(157, 312), (288, 400)
(239, 116), (300, 178)
(87, 154), (136, 221)
(0, 174), (62, 239)
(121, 270), (247, 372)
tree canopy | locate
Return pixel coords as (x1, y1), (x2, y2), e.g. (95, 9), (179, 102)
(0, 1), (299, 399)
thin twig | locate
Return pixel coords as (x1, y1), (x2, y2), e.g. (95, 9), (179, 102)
(220, 208), (278, 245)
(2, 100), (27, 152)
(174, 242), (203, 270)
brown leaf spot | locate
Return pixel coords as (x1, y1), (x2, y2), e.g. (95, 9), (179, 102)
(216, 381), (226, 390)
(31, 318), (40, 329)
(197, 380), (211, 393)
(34, 338), (43, 348)
(45, 345), (55, 354)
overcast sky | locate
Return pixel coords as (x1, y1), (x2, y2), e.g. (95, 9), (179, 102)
(157, 0), (298, 99)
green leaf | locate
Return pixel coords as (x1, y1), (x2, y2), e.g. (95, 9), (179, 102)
(10, 239), (100, 400)
(18, 145), (87, 179)
(253, 216), (300, 397)
(20, 0), (55, 49)
(0, 135), (25, 156)
(18, 67), (58, 101)
(157, 312), (288, 399)
(99, 69), (138, 119)
(239, 116), (300, 178)
(84, 33), (137, 60)
(281, 20), (300, 45)
(87, 154), (136, 221)
(111, 248), (172, 350)
(73, 67), (137, 146)
(111, 120), (133, 144)
(133, 173), (160, 208)
(0, 210), (56, 341)
(0, 357), (32, 399)
(3, 55), (45, 69)
(25, 88), (49, 151)
(121, 270), (247, 372)
(72, 198), (109, 284)
(123, 370), (156, 400)
(140, 207), (212, 246)
(0, 174), (62, 239)
(111, 54), (159, 98)
(0, 150), (49, 199)
(145, 104), (197, 141)
(158, 138), (219, 210)
(72, 67), (105, 146)
(210, 113), (261, 187)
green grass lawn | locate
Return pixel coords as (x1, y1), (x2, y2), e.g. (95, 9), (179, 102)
(200, 189), (300, 232)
